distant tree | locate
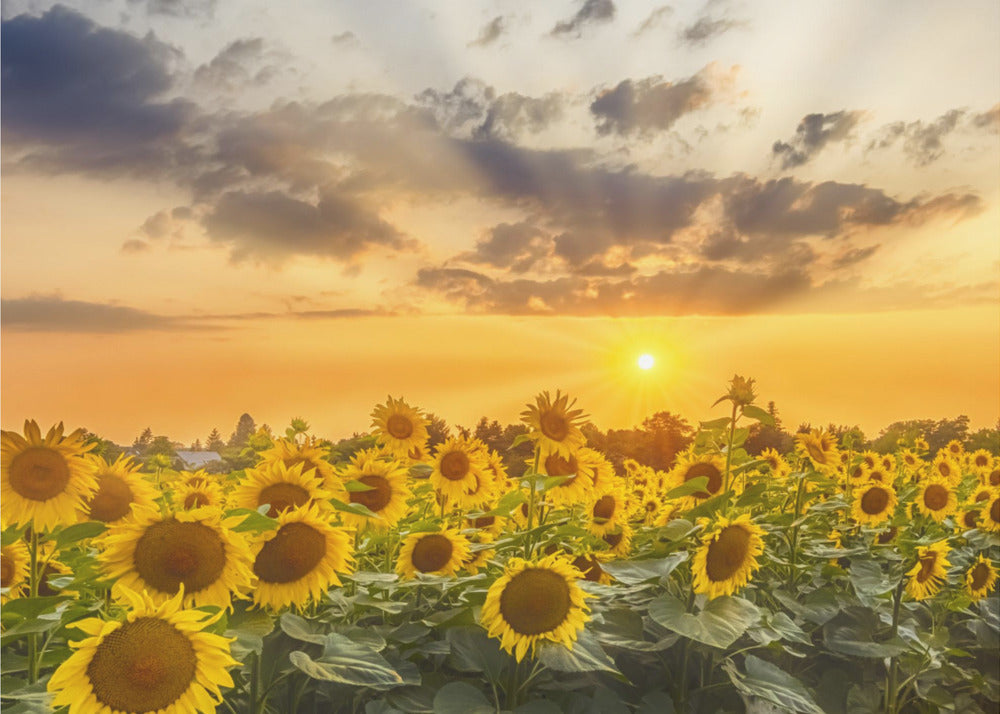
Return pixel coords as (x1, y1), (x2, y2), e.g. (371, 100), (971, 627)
(744, 402), (794, 456)
(132, 427), (153, 455)
(206, 428), (225, 452)
(967, 421), (1000, 455)
(82, 431), (123, 463)
(229, 413), (256, 449)
(425, 413), (451, 448)
(329, 433), (379, 464)
(640, 411), (695, 469)
(871, 416), (971, 454)
(191, 438), (203, 451)
(146, 436), (177, 457)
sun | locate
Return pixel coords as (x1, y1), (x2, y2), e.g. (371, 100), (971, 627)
(637, 353), (655, 370)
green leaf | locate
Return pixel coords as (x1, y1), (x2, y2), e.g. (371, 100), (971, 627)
(849, 560), (897, 597)
(330, 498), (381, 519)
(386, 686), (437, 714)
(664, 477), (709, 500)
(648, 595), (760, 649)
(824, 620), (907, 658)
(432, 681), (494, 714)
(749, 612), (812, 647)
(541, 475), (572, 491)
(724, 655), (824, 714)
(482, 490), (527, 517)
(510, 433), (533, 449)
(228, 508), (279, 533)
(636, 691), (675, 714)
(1, 528), (26, 547)
(659, 518), (697, 541)
(741, 405), (775, 427)
(289, 633), (406, 689)
(54, 521), (106, 548)
(701, 416), (731, 430)
(537, 630), (621, 674)
(600, 553), (688, 585)
(445, 627), (507, 682)
(344, 479), (376, 492)
(513, 701), (562, 714)
(279, 612), (326, 645)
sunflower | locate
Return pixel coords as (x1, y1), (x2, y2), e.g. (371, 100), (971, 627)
(980, 493), (1000, 533)
(586, 488), (628, 536)
(1, 420), (97, 532)
(250, 504), (353, 610)
(968, 450), (994, 476)
(1, 540), (30, 602)
(852, 482), (898, 526)
(339, 458), (411, 532)
(668, 453), (726, 505)
(175, 470), (212, 489)
(258, 438), (342, 497)
(520, 390), (587, 458)
(571, 553), (612, 584)
(466, 514), (506, 537)
(860, 451), (879, 470)
(481, 553), (591, 662)
(601, 524), (633, 557)
(984, 468), (1000, 488)
(880, 454), (896, 472)
(80, 455), (160, 525)
(964, 554), (998, 602)
(430, 437), (490, 508)
(463, 532), (496, 574)
(865, 467), (893, 485)
(899, 449), (922, 473)
(945, 440), (964, 458)
(915, 478), (958, 522)
(914, 436), (929, 452)
(691, 514), (765, 599)
(905, 541), (951, 601)
(875, 526), (898, 545)
(759, 448), (790, 479)
(930, 454), (961, 485)
(536, 451), (594, 508)
(847, 462), (869, 483)
(172, 480), (227, 511)
(587, 450), (618, 495)
(231, 461), (331, 517)
(397, 528), (470, 579)
(795, 430), (839, 473)
(47, 586), (238, 714)
(639, 494), (664, 526)
(370, 396), (430, 458)
(100, 506), (253, 610)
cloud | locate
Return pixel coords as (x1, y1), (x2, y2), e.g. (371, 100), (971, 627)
(867, 110), (965, 166)
(1, 6), (195, 174)
(633, 6), (672, 36)
(331, 31), (357, 45)
(417, 78), (564, 140)
(202, 188), (415, 265)
(971, 104), (999, 133)
(680, 16), (743, 45)
(771, 111), (864, 169)
(194, 38), (279, 91)
(469, 16), (507, 47)
(0, 296), (201, 332)
(590, 64), (738, 136)
(550, 0), (616, 37)
(831, 245), (879, 269)
(127, 0), (216, 17)
(460, 222), (550, 272)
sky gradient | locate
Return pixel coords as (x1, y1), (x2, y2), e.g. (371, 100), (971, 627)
(2, 0), (998, 444)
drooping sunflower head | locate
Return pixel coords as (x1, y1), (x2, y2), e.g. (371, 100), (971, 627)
(100, 506), (254, 610)
(795, 430), (839, 473)
(231, 460), (331, 518)
(905, 541), (951, 601)
(880, 453), (896, 472)
(1, 540), (30, 602)
(520, 390), (587, 458)
(370, 396), (430, 457)
(914, 436), (929, 452)
(82, 454), (160, 525)
(571, 552), (612, 584)
(930, 455), (961, 485)
(915, 478), (958, 523)
(47, 586), (239, 714)
(481, 553), (591, 662)
(852, 482), (898, 526)
(172, 479), (227, 512)
(669, 453), (726, 505)
(980, 493), (1000, 533)
(691, 514), (766, 599)
(601, 524), (634, 557)
(430, 437), (490, 508)
(1, 420), (98, 532)
(759, 448), (790, 478)
(339, 458), (412, 531)
(396, 528), (470, 579)
(965, 554), (998, 602)
(586, 488), (627, 536)
(250, 504), (354, 610)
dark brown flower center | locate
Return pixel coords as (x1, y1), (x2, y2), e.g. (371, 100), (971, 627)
(991, 498), (1000, 524)
(970, 562), (991, 590)
(133, 520), (227, 595)
(410, 534), (454, 573)
(974, 454), (989, 467)
(544, 454), (577, 478)
(440, 451), (471, 481)
(806, 442), (828, 464)
(990, 470), (1000, 487)
(923, 484), (949, 511)
(937, 462), (951, 478)
(572, 555), (604, 582)
(499, 568), (571, 635)
(88, 474), (135, 523)
(253, 522), (326, 584)
(705, 525), (752, 583)
(860, 487), (890, 516)
(1, 554), (15, 587)
(592, 495), (616, 521)
(182, 492), (211, 510)
(876, 527), (897, 544)
(87, 617), (196, 712)
(685, 462), (722, 499)
(603, 531), (624, 548)
(469, 516), (496, 529)
(916, 554), (938, 583)
(963, 510), (980, 529)
(349, 475), (392, 512)
(9, 447), (72, 501)
(385, 414), (414, 440)
(539, 410), (570, 441)
(258, 483), (311, 517)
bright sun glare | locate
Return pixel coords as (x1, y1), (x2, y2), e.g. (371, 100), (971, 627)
(637, 354), (655, 370)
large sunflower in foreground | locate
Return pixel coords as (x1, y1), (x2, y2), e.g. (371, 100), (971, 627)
(231, 461), (332, 517)
(1, 540), (30, 602)
(370, 396), (430, 458)
(915, 478), (958, 523)
(250, 504), (354, 610)
(81, 455), (160, 525)
(339, 458), (411, 531)
(430, 437), (490, 507)
(396, 528), (470, 579)
(852, 482), (897, 526)
(481, 553), (591, 662)
(795, 429), (839, 473)
(1, 420), (97, 532)
(48, 586), (238, 714)
(905, 541), (950, 600)
(520, 390), (587, 458)
(100, 506), (253, 610)
(691, 514), (765, 599)
(965, 554), (998, 602)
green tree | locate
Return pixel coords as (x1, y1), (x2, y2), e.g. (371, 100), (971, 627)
(229, 413), (256, 449)
(640, 411), (694, 470)
(132, 427), (153, 455)
(206, 428), (225, 452)
(425, 413), (451, 448)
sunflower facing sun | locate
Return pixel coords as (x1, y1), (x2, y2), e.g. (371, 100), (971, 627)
(396, 528), (470, 579)
(81, 454), (159, 525)
(691, 514), (766, 599)
(370, 396), (430, 458)
(231, 460), (332, 517)
(521, 390), (587, 458)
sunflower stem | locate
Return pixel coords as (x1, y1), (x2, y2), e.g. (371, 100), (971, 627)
(27, 528), (40, 685)
(885, 579), (905, 713)
(787, 473), (806, 588)
(249, 651), (261, 714)
(524, 446), (541, 558)
(723, 403), (739, 514)
(678, 587), (697, 711)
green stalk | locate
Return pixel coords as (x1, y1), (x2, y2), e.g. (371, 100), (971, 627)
(249, 652), (261, 714)
(524, 446), (540, 558)
(787, 473), (806, 588)
(27, 529), (39, 684)
(723, 403), (739, 513)
(678, 587), (697, 711)
(885, 579), (905, 713)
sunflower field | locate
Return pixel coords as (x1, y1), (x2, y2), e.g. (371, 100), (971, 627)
(1, 379), (998, 714)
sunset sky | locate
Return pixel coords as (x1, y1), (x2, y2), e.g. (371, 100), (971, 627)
(2, 0), (998, 445)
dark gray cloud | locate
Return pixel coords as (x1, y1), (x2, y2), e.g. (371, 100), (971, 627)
(831, 245), (879, 269)
(202, 188), (414, 264)
(867, 110), (965, 166)
(772, 111), (864, 168)
(633, 6), (672, 36)
(127, 0), (216, 17)
(590, 66), (733, 136)
(680, 16), (742, 45)
(460, 222), (550, 272)
(469, 16), (507, 47)
(194, 38), (277, 91)
(550, 0), (615, 37)
(1, 6), (195, 174)
(971, 104), (999, 133)
(417, 78), (564, 140)
(331, 31), (357, 45)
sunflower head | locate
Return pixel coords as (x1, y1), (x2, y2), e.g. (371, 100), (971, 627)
(1, 420), (98, 532)
(481, 553), (591, 662)
(980, 493), (1000, 533)
(905, 541), (951, 601)
(520, 390), (587, 458)
(968, 449), (994, 474)
(915, 478), (958, 523)
(945, 440), (964, 457)
(601, 523), (633, 557)
(82, 454), (160, 525)
(339, 458), (412, 531)
(430, 437), (491, 509)
(669, 453), (726, 505)
(965, 554), (998, 601)
(852, 482), (898, 526)
(914, 437), (929, 452)
(173, 480), (227, 511)
(48, 586), (239, 714)
(1, 540), (30, 602)
(232, 460), (331, 518)
(795, 430), (839, 473)
(396, 528), (470, 579)
(258, 438), (340, 495)
(370, 396), (430, 457)
(930, 455), (961, 485)
(691, 514), (766, 599)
